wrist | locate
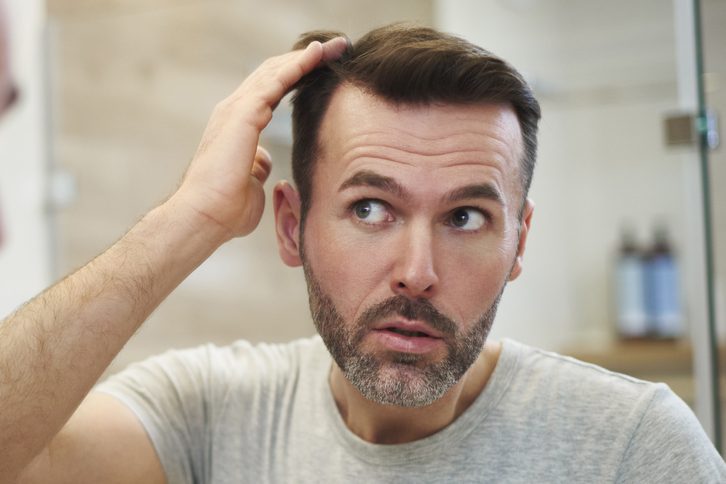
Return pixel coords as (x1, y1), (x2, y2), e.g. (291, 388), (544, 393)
(118, 194), (231, 287)
(161, 191), (235, 248)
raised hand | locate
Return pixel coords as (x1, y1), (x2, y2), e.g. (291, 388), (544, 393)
(174, 37), (348, 240)
(1, 38), (348, 483)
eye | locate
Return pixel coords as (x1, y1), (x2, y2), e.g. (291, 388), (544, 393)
(351, 199), (390, 224)
(449, 207), (487, 231)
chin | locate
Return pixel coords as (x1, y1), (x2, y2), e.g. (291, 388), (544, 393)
(344, 353), (459, 408)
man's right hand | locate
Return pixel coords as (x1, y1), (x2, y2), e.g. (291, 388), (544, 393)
(173, 37), (347, 241)
(2, 37), (347, 484)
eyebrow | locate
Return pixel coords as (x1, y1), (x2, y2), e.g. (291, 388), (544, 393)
(445, 183), (504, 206)
(339, 169), (505, 206)
(338, 170), (408, 200)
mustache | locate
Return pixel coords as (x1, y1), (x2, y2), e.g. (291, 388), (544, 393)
(356, 295), (458, 337)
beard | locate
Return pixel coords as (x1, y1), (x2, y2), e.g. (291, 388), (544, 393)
(302, 260), (505, 408)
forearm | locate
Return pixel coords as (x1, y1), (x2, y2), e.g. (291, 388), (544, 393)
(0, 37), (346, 483)
(0, 195), (227, 479)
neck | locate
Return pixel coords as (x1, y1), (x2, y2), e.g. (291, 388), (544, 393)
(329, 340), (502, 444)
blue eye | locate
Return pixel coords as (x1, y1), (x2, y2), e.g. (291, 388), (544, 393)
(352, 200), (389, 224)
(450, 208), (486, 231)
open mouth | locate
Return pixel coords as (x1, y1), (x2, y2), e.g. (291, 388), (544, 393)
(384, 328), (432, 338)
(371, 324), (444, 354)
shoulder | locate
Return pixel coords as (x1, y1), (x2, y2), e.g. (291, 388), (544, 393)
(498, 339), (725, 480)
(498, 339), (662, 445)
(94, 335), (329, 413)
(616, 383), (726, 481)
(502, 338), (659, 408)
(90, 336), (331, 481)
(217, 335), (329, 388)
(206, 334), (326, 372)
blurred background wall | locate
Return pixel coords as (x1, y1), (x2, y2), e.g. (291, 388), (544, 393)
(1, 0), (725, 433)
(0, 0), (49, 325)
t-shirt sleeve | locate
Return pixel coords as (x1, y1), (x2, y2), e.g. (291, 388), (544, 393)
(93, 344), (229, 484)
(615, 384), (726, 483)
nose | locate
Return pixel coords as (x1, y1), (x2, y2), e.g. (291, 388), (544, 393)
(390, 222), (439, 299)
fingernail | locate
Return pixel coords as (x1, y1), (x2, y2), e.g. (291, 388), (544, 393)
(325, 36), (346, 46)
(257, 146), (271, 162)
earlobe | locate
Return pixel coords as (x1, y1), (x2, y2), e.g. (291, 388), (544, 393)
(508, 198), (535, 281)
(273, 181), (303, 267)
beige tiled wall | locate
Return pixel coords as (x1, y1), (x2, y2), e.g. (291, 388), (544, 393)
(47, 0), (433, 373)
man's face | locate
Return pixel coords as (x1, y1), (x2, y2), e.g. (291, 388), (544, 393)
(296, 85), (532, 407)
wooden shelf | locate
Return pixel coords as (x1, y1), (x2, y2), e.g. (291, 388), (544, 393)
(565, 340), (726, 407)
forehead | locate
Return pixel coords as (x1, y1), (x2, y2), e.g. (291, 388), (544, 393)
(315, 84), (524, 205)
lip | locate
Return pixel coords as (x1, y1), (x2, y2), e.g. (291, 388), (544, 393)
(372, 319), (444, 339)
(368, 318), (446, 354)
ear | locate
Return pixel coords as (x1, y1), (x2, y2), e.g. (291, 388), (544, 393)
(273, 181), (303, 267)
(508, 198), (534, 281)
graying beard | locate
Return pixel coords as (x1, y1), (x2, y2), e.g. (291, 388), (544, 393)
(345, 355), (457, 407)
(303, 259), (502, 408)
(342, 310), (493, 407)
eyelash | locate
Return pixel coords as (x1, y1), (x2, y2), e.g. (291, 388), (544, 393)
(347, 198), (491, 232)
(446, 206), (491, 231)
(348, 199), (391, 226)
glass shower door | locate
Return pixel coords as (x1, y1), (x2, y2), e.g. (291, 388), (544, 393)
(696, 0), (726, 454)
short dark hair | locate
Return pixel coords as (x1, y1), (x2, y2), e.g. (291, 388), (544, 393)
(290, 23), (541, 220)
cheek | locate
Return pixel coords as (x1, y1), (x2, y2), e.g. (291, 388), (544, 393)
(437, 239), (515, 316)
(303, 220), (391, 318)
(448, 258), (502, 294)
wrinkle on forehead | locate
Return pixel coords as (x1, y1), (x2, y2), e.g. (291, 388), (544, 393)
(316, 84), (525, 205)
(340, 141), (514, 173)
(340, 128), (517, 164)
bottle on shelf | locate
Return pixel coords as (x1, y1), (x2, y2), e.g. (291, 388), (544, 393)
(644, 224), (683, 339)
(614, 225), (648, 339)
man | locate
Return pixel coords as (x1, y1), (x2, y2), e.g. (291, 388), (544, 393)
(1, 24), (724, 483)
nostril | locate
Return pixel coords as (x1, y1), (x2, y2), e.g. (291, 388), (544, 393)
(397, 282), (406, 288)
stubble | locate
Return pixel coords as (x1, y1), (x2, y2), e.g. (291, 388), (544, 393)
(303, 261), (504, 408)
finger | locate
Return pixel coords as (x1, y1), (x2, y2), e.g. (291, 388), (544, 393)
(275, 39), (326, 91)
(251, 146), (272, 183)
(216, 38), (348, 175)
(237, 36), (347, 106)
(223, 44), (323, 132)
(319, 36), (349, 63)
(255, 146), (272, 173)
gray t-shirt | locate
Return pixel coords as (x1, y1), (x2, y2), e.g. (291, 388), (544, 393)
(95, 337), (726, 483)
